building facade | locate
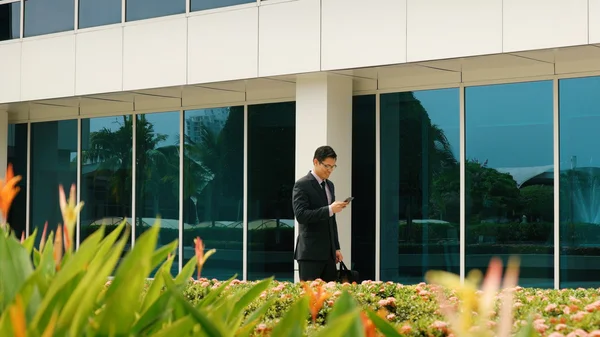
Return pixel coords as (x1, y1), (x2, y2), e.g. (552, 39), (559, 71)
(1, 0), (600, 288)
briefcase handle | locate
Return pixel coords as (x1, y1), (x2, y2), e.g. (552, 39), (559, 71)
(339, 261), (349, 271)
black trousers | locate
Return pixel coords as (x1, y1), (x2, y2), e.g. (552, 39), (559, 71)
(298, 258), (337, 282)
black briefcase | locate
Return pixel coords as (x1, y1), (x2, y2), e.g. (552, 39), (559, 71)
(337, 261), (360, 283)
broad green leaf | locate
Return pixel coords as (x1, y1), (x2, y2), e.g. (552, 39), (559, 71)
(175, 255), (197, 284)
(270, 295), (309, 337)
(151, 317), (195, 337)
(365, 309), (402, 337)
(150, 239), (178, 271)
(312, 310), (360, 337)
(31, 226), (105, 327)
(327, 291), (363, 336)
(33, 273), (84, 334)
(515, 319), (537, 337)
(131, 290), (174, 335)
(166, 277), (228, 337)
(141, 255), (175, 313)
(0, 231), (34, 312)
(21, 228), (38, 254)
(228, 277), (272, 324)
(235, 297), (276, 337)
(97, 223), (159, 334)
(196, 276), (237, 309)
(58, 223), (127, 336)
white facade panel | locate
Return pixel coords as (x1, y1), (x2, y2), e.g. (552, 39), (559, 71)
(76, 27), (124, 96)
(406, 0), (502, 62)
(321, 0), (407, 70)
(21, 35), (76, 101)
(590, 0), (600, 44)
(258, 0), (320, 77)
(188, 7), (258, 84)
(0, 42), (22, 104)
(503, 0), (588, 52)
(123, 18), (187, 91)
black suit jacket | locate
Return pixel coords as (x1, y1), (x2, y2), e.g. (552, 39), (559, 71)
(292, 171), (340, 261)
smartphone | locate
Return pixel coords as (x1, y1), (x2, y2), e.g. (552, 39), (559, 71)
(344, 197), (354, 203)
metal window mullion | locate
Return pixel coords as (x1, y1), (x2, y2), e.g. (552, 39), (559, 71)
(25, 122), (30, 236)
(74, 0), (78, 30)
(76, 118), (81, 250)
(243, 104), (248, 281)
(131, 114), (136, 247)
(459, 83), (466, 284)
(121, 0), (126, 23)
(179, 110), (184, 274)
(553, 77), (560, 290)
(19, 0), (23, 39)
(374, 93), (381, 282)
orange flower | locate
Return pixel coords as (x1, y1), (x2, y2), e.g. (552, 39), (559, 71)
(54, 225), (63, 271)
(0, 163), (21, 227)
(8, 294), (26, 337)
(360, 311), (377, 337)
(39, 221), (48, 252)
(194, 237), (204, 280)
(59, 184), (83, 251)
(302, 282), (331, 324)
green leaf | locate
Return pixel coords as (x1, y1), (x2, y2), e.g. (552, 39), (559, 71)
(141, 255), (174, 314)
(0, 230), (34, 312)
(196, 276), (237, 309)
(57, 223), (127, 336)
(151, 317), (196, 337)
(175, 255), (197, 285)
(514, 318), (538, 337)
(166, 277), (228, 337)
(21, 228), (38, 254)
(131, 290), (174, 335)
(150, 239), (178, 271)
(31, 227), (104, 328)
(270, 295), (309, 337)
(365, 309), (402, 337)
(326, 291), (364, 336)
(312, 310), (360, 337)
(235, 297), (276, 337)
(228, 277), (272, 324)
(97, 222), (159, 334)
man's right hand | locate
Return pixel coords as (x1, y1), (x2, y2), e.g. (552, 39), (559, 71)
(331, 201), (348, 214)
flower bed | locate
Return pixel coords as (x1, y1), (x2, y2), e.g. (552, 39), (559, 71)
(177, 278), (600, 337)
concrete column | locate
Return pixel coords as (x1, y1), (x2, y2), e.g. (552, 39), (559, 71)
(0, 111), (8, 178)
(294, 73), (353, 282)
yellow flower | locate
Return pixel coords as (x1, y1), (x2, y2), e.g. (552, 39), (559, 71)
(59, 184), (84, 250)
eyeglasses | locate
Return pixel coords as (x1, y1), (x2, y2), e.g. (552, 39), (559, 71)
(320, 162), (337, 171)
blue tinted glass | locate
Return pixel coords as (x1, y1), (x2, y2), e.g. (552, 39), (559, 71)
(247, 101), (295, 281)
(465, 81), (554, 288)
(30, 120), (78, 247)
(559, 76), (600, 288)
(352, 95), (376, 281)
(24, 0), (74, 37)
(126, 0), (185, 22)
(135, 112), (180, 275)
(183, 107), (244, 280)
(380, 89), (460, 283)
(0, 2), (20, 41)
(80, 116), (133, 252)
(191, 0), (255, 12)
(7, 124), (27, 237)
(79, 0), (121, 29)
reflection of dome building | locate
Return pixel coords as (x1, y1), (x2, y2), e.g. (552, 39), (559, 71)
(496, 165), (554, 188)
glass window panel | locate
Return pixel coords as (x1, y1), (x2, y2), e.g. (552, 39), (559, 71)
(79, 0), (121, 29)
(183, 107), (244, 280)
(247, 102), (295, 281)
(191, 0), (255, 12)
(559, 76), (600, 288)
(24, 0), (74, 37)
(466, 81), (554, 288)
(351, 95), (376, 281)
(135, 112), (180, 275)
(7, 124), (28, 236)
(0, 2), (20, 41)
(30, 120), (78, 246)
(126, 0), (185, 22)
(80, 116), (132, 250)
(380, 89), (460, 283)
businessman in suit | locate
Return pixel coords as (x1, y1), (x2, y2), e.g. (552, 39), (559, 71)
(293, 146), (348, 282)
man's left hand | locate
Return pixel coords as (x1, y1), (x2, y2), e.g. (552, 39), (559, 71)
(336, 250), (343, 263)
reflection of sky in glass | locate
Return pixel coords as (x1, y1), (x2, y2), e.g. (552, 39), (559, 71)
(466, 81), (553, 169)
(24, 0), (74, 37)
(78, 0), (121, 29)
(139, 112), (180, 147)
(126, 0), (185, 22)
(191, 0), (255, 12)
(414, 88), (460, 159)
(560, 76), (600, 169)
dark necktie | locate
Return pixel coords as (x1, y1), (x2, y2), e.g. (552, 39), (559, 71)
(320, 181), (328, 205)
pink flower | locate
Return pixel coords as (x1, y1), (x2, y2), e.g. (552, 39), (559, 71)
(545, 303), (558, 312)
(548, 333), (565, 337)
(571, 311), (588, 322)
(556, 324), (568, 331)
(399, 325), (412, 334)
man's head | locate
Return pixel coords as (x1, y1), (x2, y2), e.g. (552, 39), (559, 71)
(313, 146), (337, 180)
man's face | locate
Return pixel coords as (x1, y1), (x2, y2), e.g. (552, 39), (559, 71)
(313, 157), (337, 180)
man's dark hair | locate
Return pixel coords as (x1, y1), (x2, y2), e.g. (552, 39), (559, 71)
(313, 146), (337, 162)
